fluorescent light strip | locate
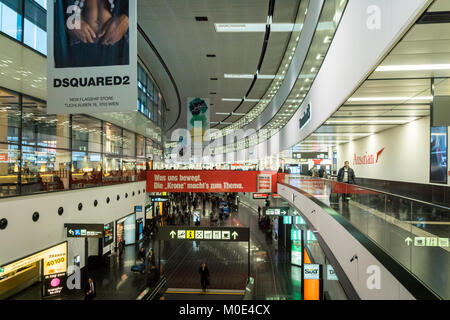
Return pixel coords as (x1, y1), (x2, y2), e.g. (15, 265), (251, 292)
(224, 74), (283, 79)
(215, 112), (246, 116)
(376, 64), (450, 72)
(348, 96), (433, 102)
(325, 118), (417, 124)
(215, 22), (335, 33)
(312, 133), (370, 136)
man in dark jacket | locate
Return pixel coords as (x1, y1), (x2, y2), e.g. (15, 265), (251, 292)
(337, 161), (356, 202)
(199, 263), (210, 292)
(84, 277), (96, 300)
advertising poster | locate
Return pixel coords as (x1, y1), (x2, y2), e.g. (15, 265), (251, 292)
(104, 222), (114, 246)
(47, 0), (138, 114)
(187, 98), (210, 142)
(430, 126), (448, 184)
(43, 272), (67, 297)
(291, 240), (302, 267)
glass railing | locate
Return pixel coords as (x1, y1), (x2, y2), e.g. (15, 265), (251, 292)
(278, 174), (450, 299)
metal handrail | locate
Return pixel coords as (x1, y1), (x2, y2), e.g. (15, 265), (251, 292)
(289, 175), (450, 211)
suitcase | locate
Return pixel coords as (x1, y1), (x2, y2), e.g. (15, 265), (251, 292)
(131, 263), (145, 274)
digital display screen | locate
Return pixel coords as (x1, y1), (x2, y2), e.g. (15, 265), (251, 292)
(430, 126), (448, 184)
(104, 222), (114, 246)
(291, 241), (302, 267)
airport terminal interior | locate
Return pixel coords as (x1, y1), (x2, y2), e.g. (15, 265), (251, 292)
(0, 0), (449, 302)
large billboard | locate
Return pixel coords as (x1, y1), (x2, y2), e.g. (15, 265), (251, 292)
(47, 0), (138, 114)
(147, 170), (277, 193)
(430, 126), (448, 184)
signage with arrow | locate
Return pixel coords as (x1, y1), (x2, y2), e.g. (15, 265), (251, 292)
(405, 237), (412, 246)
(65, 223), (104, 238)
(158, 226), (249, 242)
(264, 207), (289, 216)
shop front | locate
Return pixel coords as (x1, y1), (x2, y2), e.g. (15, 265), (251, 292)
(116, 213), (136, 248)
(0, 242), (67, 299)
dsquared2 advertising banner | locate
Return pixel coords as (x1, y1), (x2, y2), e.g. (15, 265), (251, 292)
(47, 0), (137, 114)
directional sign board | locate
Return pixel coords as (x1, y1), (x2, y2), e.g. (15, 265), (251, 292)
(159, 226), (250, 242)
(65, 224), (104, 238)
(264, 207), (289, 216)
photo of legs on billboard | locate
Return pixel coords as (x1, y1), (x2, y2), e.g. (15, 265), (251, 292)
(54, 0), (130, 68)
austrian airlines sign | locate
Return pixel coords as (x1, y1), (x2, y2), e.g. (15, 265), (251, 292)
(353, 148), (385, 165)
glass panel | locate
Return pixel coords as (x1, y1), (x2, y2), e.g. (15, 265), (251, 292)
(0, 1), (23, 41)
(22, 97), (70, 149)
(123, 130), (135, 157)
(0, 88), (20, 144)
(21, 147), (71, 194)
(103, 122), (122, 155)
(136, 134), (144, 157)
(102, 155), (122, 185)
(71, 151), (102, 189)
(72, 115), (102, 153)
(0, 142), (19, 197)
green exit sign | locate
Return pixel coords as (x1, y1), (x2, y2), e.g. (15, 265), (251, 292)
(0, 268), (4, 273)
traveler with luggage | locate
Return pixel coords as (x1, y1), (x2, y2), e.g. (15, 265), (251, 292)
(337, 161), (356, 202)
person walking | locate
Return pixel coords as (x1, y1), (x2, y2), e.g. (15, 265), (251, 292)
(258, 206), (262, 221)
(118, 239), (125, 260)
(199, 263), (210, 292)
(147, 248), (156, 267)
(84, 277), (96, 300)
(337, 161), (356, 202)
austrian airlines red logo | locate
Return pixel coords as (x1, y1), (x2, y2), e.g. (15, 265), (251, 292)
(376, 148), (384, 163)
(353, 148), (385, 165)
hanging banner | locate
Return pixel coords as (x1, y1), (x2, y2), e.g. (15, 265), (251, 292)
(187, 97), (210, 142)
(147, 170), (277, 193)
(47, 0), (138, 114)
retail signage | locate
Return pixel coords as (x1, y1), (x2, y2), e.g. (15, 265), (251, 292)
(147, 170), (276, 193)
(292, 152), (328, 160)
(0, 154), (8, 161)
(150, 196), (169, 202)
(291, 240), (302, 267)
(187, 97), (210, 142)
(0, 242), (67, 276)
(304, 264), (320, 280)
(47, 0), (138, 114)
(299, 103), (311, 129)
(158, 226), (249, 242)
(265, 207), (289, 216)
(104, 222), (114, 246)
(257, 174), (272, 193)
(65, 223), (104, 238)
(253, 193), (269, 199)
(327, 265), (338, 281)
(135, 205), (143, 212)
(43, 272), (67, 297)
(408, 236), (449, 247)
(283, 216), (292, 224)
(271, 193), (280, 198)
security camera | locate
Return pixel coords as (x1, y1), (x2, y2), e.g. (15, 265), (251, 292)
(350, 254), (358, 262)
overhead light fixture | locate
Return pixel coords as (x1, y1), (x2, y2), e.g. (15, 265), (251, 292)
(210, 92), (217, 95)
(224, 74), (283, 79)
(325, 119), (417, 124)
(210, 77), (218, 81)
(376, 64), (450, 72)
(348, 96), (433, 102)
(195, 16), (208, 22)
(206, 54), (216, 58)
(312, 133), (370, 137)
(222, 98), (243, 102)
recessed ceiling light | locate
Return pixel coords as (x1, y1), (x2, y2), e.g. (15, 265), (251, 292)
(195, 16), (208, 22)
(210, 92), (217, 95)
(210, 78), (218, 81)
(206, 54), (216, 58)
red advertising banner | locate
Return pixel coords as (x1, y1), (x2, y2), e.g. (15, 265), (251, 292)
(147, 170), (276, 193)
(0, 154), (8, 161)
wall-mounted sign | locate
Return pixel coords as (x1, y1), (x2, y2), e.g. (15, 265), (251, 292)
(353, 148), (385, 166)
(327, 265), (338, 281)
(135, 205), (143, 212)
(283, 216), (292, 224)
(299, 103), (311, 129)
(0, 154), (8, 161)
(271, 193), (280, 199)
(265, 207), (289, 216)
(293, 152), (328, 160)
(294, 216), (306, 225)
(291, 229), (302, 241)
(65, 224), (104, 238)
(257, 174), (272, 193)
(150, 196), (169, 202)
(43, 272), (67, 297)
(304, 264), (320, 280)
(291, 240), (302, 267)
(158, 226), (249, 242)
(47, 0), (138, 114)
(0, 242), (67, 276)
(253, 193), (269, 199)
(104, 222), (114, 246)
